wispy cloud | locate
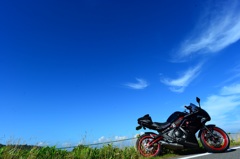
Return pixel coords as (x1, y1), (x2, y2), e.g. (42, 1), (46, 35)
(124, 78), (149, 90)
(220, 84), (240, 95)
(176, 0), (240, 61)
(161, 63), (202, 93)
(166, 1), (240, 93)
(203, 83), (240, 131)
(221, 64), (240, 85)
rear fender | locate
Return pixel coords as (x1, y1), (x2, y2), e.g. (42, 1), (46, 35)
(198, 124), (216, 138)
(143, 132), (158, 138)
(144, 132), (157, 135)
(136, 132), (157, 138)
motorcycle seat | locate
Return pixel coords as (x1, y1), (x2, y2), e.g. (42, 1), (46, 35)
(152, 122), (171, 130)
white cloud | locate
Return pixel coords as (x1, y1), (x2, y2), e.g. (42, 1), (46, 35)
(161, 64), (202, 93)
(176, 0), (240, 61)
(36, 141), (48, 146)
(220, 84), (240, 95)
(202, 83), (240, 132)
(114, 136), (127, 140)
(167, 1), (240, 93)
(94, 135), (133, 147)
(203, 95), (240, 116)
(96, 135), (128, 143)
(97, 136), (110, 143)
(124, 78), (149, 90)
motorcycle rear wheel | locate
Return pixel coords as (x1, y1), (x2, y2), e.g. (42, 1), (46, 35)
(200, 126), (230, 153)
(136, 134), (162, 157)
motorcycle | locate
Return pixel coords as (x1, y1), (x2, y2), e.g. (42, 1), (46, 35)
(135, 97), (230, 157)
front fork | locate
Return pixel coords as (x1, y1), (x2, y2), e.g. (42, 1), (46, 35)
(198, 124), (222, 144)
(198, 124), (216, 138)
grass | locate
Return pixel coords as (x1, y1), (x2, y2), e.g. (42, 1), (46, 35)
(0, 143), (182, 159)
(230, 136), (240, 147)
(0, 137), (239, 159)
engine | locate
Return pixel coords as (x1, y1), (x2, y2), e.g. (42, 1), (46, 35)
(165, 127), (187, 143)
(174, 129), (183, 137)
(164, 116), (187, 142)
(175, 127), (188, 141)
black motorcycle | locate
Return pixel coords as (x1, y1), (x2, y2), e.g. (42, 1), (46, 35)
(135, 97), (230, 157)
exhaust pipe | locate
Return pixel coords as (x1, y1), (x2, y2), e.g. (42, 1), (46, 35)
(159, 141), (184, 150)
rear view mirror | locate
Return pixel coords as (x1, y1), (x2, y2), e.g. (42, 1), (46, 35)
(196, 97), (201, 107)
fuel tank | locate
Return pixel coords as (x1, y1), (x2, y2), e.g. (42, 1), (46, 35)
(166, 111), (187, 123)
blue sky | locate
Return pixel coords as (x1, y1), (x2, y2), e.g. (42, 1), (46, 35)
(1, 0), (240, 147)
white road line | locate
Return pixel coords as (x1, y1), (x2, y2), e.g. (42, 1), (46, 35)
(230, 146), (240, 149)
(177, 146), (240, 159)
(177, 152), (211, 159)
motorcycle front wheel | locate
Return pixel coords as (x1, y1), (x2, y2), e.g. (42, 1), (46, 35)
(200, 126), (230, 153)
(136, 134), (162, 157)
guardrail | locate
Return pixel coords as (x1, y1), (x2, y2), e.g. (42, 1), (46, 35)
(57, 132), (240, 150)
(57, 137), (137, 149)
(228, 132), (240, 142)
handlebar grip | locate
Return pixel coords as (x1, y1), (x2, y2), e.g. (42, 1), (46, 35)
(185, 106), (190, 109)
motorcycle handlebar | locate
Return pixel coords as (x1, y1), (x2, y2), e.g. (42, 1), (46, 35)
(185, 106), (193, 114)
(185, 105), (191, 110)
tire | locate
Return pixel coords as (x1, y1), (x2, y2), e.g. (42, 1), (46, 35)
(136, 133), (162, 157)
(200, 126), (230, 153)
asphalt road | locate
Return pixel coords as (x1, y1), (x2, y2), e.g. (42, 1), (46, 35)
(174, 146), (240, 159)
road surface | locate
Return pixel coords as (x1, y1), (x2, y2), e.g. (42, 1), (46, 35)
(174, 146), (240, 159)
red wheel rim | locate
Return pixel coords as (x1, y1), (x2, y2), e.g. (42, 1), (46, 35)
(138, 134), (160, 157)
(202, 127), (229, 151)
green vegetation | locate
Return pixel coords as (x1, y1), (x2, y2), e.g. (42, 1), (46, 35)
(229, 135), (240, 147)
(0, 144), (173, 159)
(0, 139), (239, 159)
